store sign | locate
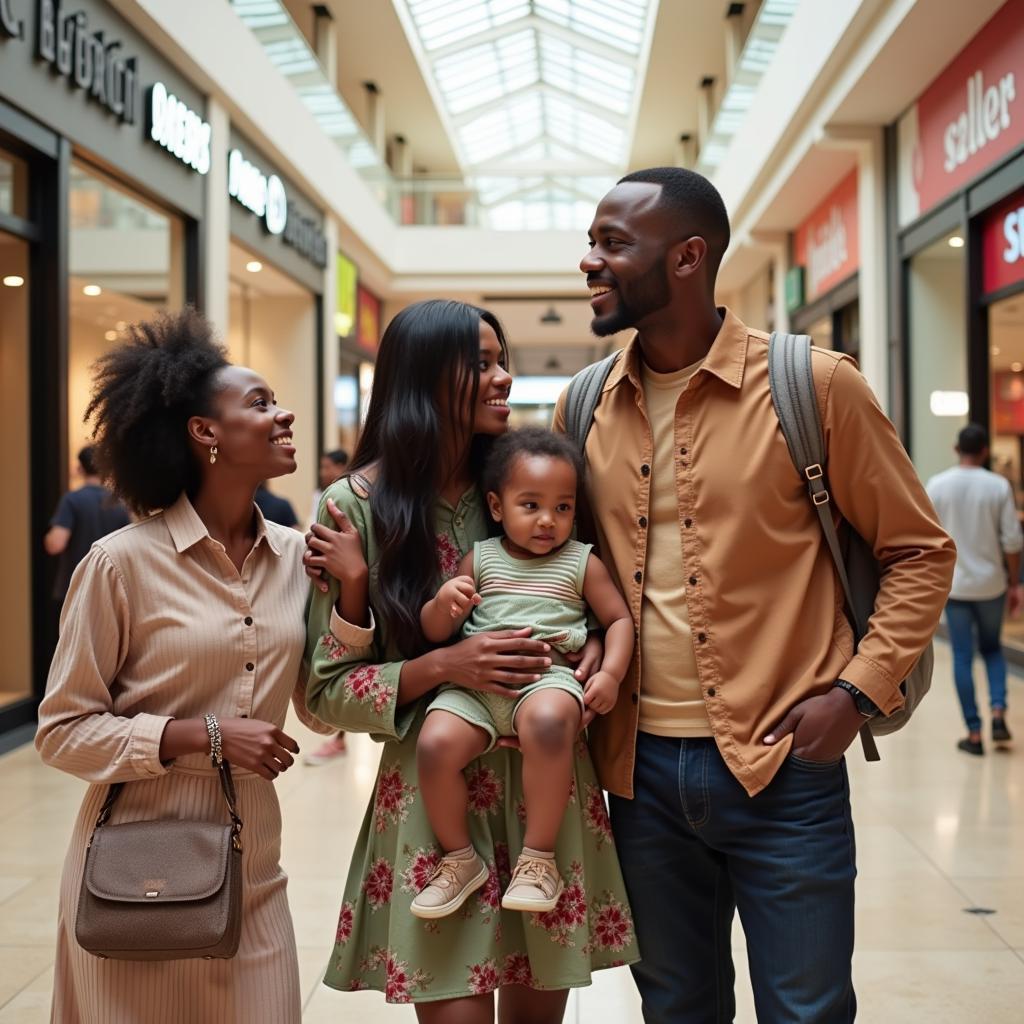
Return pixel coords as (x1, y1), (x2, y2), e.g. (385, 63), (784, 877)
(335, 253), (357, 337)
(1, 0), (22, 38)
(229, 148), (287, 234)
(898, 0), (1023, 226)
(35, 0), (139, 124)
(981, 185), (1024, 294)
(148, 82), (210, 175)
(793, 171), (859, 304)
(228, 147), (327, 267)
(357, 285), (381, 356)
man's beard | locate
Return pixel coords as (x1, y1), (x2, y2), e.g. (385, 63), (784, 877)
(590, 259), (671, 337)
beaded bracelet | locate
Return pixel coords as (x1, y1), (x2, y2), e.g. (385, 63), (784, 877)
(204, 713), (223, 766)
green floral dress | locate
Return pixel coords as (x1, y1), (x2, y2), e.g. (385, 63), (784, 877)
(305, 477), (640, 1005)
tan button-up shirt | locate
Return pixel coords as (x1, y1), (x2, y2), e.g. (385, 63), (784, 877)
(554, 309), (955, 798)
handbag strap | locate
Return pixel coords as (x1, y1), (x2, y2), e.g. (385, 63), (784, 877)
(93, 761), (243, 851)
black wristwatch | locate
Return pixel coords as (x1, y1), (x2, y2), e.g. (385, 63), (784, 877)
(833, 679), (879, 719)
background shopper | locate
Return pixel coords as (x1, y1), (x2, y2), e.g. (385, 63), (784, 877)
(927, 423), (1021, 754)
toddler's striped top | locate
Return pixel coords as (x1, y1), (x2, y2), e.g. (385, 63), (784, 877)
(461, 537), (592, 654)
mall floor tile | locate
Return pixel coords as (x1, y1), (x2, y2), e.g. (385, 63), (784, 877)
(2, 641), (1023, 1021)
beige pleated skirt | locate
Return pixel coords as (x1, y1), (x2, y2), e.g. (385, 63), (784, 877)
(51, 766), (301, 1024)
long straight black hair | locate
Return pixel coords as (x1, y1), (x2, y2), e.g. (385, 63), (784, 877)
(349, 299), (510, 656)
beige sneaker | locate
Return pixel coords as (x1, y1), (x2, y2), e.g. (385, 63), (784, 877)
(410, 848), (488, 920)
(501, 849), (564, 913)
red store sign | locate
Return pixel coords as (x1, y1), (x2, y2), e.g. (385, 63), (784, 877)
(898, 0), (1024, 226)
(793, 170), (859, 303)
(982, 185), (1024, 294)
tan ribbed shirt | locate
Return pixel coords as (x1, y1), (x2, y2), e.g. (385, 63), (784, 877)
(638, 357), (712, 738)
(36, 494), (330, 1024)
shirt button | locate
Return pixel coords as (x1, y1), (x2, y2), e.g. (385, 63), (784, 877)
(684, 518), (692, 528)
(689, 576), (698, 586)
(245, 662), (254, 672)
(638, 516), (647, 528)
(454, 516), (464, 527)
(631, 693), (639, 705)
(707, 687), (716, 697)
(640, 464), (650, 476)
(244, 616), (253, 626)
(680, 447), (688, 456)
(697, 633), (707, 644)
(634, 570), (642, 583)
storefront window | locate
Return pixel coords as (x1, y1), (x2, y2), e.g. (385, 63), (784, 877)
(0, 230), (31, 709)
(908, 231), (967, 484)
(68, 162), (185, 459)
(228, 241), (317, 518)
(0, 151), (27, 218)
(808, 314), (833, 350)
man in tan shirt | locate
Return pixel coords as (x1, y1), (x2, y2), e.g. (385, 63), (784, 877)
(553, 167), (955, 1023)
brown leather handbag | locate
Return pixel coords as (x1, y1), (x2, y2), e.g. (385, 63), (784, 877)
(75, 761), (243, 961)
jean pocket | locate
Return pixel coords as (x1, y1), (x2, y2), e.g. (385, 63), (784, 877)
(788, 753), (843, 771)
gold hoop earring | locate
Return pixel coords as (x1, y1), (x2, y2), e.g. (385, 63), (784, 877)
(209, 446), (218, 465)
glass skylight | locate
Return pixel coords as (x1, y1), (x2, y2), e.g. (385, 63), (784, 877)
(398, 0), (654, 227)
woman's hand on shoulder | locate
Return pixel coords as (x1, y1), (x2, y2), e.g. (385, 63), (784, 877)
(305, 498), (367, 592)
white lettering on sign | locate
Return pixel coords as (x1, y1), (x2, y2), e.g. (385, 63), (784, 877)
(148, 83), (210, 174)
(943, 70), (1016, 173)
(1005, 208), (1024, 265)
(806, 206), (848, 298)
(228, 148), (287, 236)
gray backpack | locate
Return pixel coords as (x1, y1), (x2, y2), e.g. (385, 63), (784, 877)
(562, 335), (934, 761)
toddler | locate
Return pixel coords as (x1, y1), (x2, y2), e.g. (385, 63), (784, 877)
(411, 427), (633, 919)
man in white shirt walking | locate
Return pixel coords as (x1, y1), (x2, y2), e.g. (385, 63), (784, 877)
(927, 424), (1021, 754)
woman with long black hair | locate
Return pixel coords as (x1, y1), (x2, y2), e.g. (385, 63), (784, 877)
(305, 299), (638, 1023)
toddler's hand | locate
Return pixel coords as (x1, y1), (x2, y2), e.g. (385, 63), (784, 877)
(437, 575), (481, 619)
(583, 670), (620, 715)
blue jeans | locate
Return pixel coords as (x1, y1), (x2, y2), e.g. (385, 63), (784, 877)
(609, 734), (856, 1024)
(945, 595), (1008, 733)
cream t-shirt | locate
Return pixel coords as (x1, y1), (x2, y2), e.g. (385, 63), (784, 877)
(637, 358), (713, 738)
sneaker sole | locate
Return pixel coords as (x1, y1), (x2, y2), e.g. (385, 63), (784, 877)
(501, 876), (565, 913)
(410, 864), (489, 920)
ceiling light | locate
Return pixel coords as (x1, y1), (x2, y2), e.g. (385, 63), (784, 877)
(116, 320), (127, 330)
(83, 284), (102, 296)
(1013, 362), (1023, 373)
(2, 275), (24, 287)
(992, 347), (1001, 356)
(929, 390), (969, 417)
(104, 330), (118, 341)
(245, 260), (263, 273)
(948, 235), (965, 248)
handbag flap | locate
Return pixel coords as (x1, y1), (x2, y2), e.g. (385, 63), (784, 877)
(84, 820), (233, 903)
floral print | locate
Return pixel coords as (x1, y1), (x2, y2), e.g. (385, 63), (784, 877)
(360, 946), (432, 1004)
(436, 533), (461, 580)
(584, 783), (614, 850)
(586, 892), (636, 954)
(335, 901), (355, 946)
(305, 480), (639, 1003)
(373, 763), (417, 834)
(466, 764), (504, 817)
(400, 845), (441, 896)
(531, 861), (589, 948)
(345, 664), (395, 716)
(467, 958), (501, 995)
(362, 858), (394, 912)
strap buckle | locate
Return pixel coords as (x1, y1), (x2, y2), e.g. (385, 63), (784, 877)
(804, 464), (823, 481)
(812, 489), (830, 506)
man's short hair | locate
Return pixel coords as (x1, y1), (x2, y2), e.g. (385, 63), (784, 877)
(323, 448), (349, 466)
(617, 166), (731, 275)
(957, 423), (988, 455)
(78, 445), (97, 476)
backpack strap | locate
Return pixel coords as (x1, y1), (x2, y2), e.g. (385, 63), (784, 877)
(767, 332), (880, 761)
(564, 350), (622, 454)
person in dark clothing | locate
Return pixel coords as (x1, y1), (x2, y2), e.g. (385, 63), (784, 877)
(254, 483), (299, 529)
(45, 446), (131, 605)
